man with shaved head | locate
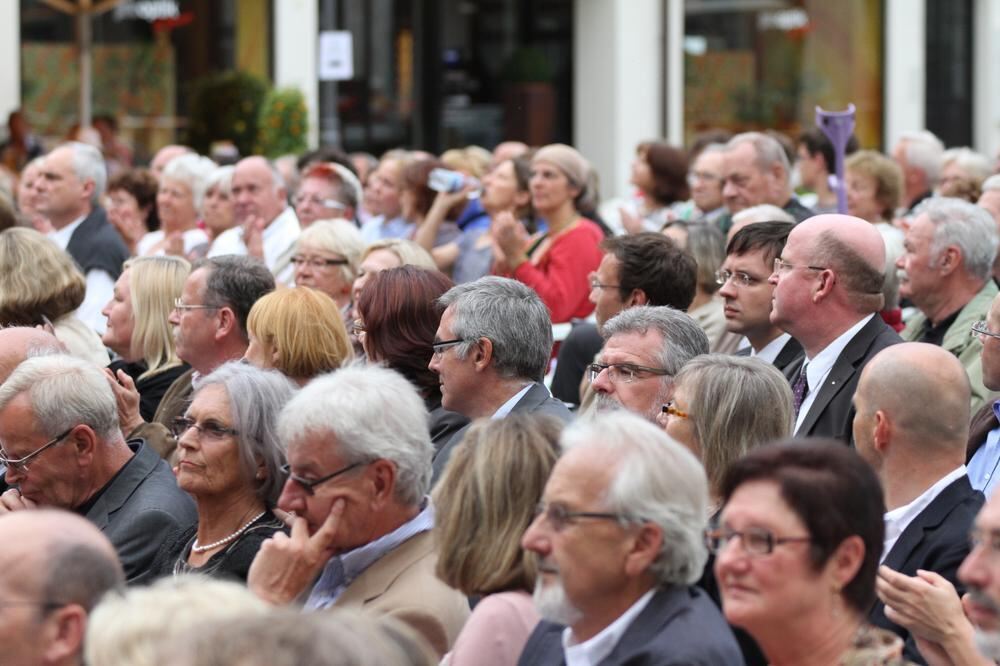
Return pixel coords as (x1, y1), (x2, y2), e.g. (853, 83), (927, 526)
(769, 214), (903, 442)
(854, 342), (983, 662)
(0, 509), (124, 666)
(208, 155), (300, 285)
(0, 326), (63, 383)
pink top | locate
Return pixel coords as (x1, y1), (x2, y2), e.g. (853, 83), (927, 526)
(443, 590), (541, 666)
(503, 218), (604, 324)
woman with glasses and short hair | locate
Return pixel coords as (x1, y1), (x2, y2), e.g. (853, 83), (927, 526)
(151, 362), (296, 582)
(710, 441), (907, 665)
(292, 219), (365, 315)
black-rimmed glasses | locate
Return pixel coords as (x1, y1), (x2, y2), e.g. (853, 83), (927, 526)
(432, 338), (466, 357)
(290, 255), (350, 269)
(0, 427), (75, 474)
(281, 462), (362, 496)
(534, 501), (635, 532)
(704, 526), (812, 556)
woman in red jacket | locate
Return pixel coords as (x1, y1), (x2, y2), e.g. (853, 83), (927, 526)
(493, 144), (604, 323)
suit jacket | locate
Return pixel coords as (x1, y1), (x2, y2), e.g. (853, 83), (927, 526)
(516, 585), (744, 666)
(85, 440), (197, 584)
(431, 382), (574, 482)
(735, 336), (804, 375)
(786, 315), (902, 444)
(870, 476), (983, 664)
(331, 530), (470, 658)
(64, 206), (130, 280)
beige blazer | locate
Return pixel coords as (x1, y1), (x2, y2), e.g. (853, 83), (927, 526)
(332, 530), (470, 658)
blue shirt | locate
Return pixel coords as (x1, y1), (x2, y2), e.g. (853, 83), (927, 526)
(967, 400), (1000, 498)
(304, 500), (434, 610)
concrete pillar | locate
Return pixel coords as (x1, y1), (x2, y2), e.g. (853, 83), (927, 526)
(573, 0), (663, 201)
(974, 0), (1000, 159)
(884, 0), (925, 151)
(0, 1), (20, 127)
(274, 0), (320, 148)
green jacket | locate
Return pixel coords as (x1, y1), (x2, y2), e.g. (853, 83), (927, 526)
(902, 280), (999, 414)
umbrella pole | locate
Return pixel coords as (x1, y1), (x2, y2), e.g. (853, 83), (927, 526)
(78, 11), (92, 127)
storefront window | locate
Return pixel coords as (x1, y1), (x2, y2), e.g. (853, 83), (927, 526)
(684, 0), (883, 148)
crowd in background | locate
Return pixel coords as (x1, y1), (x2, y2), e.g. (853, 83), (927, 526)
(4, 106), (1000, 665)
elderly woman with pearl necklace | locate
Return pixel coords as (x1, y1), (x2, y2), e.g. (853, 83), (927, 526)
(150, 362), (296, 582)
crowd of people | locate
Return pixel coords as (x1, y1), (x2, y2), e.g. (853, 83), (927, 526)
(5, 108), (1000, 665)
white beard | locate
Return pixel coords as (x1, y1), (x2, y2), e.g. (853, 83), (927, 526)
(974, 627), (1000, 661)
(533, 576), (584, 627)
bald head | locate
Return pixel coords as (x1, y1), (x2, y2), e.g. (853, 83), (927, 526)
(798, 214), (886, 270)
(151, 145), (193, 179)
(857, 342), (970, 452)
(0, 327), (63, 382)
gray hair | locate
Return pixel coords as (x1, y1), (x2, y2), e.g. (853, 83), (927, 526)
(0, 354), (119, 441)
(898, 130), (945, 185)
(602, 306), (710, 377)
(277, 364), (432, 506)
(438, 276), (552, 382)
(561, 411), (709, 585)
(726, 132), (791, 180)
(942, 147), (993, 183)
(204, 165), (235, 198)
(65, 141), (107, 205)
(982, 174), (1000, 193)
(674, 354), (794, 493)
(917, 197), (999, 282)
(192, 362), (298, 506)
(162, 153), (218, 211)
(732, 204), (795, 226)
(297, 219), (366, 285)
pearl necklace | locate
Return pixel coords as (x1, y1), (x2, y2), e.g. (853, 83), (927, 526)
(191, 511), (267, 553)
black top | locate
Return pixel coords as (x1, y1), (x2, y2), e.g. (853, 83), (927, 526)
(151, 510), (287, 583)
(109, 360), (191, 423)
(915, 308), (961, 347)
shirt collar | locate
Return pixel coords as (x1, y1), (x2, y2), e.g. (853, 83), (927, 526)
(561, 588), (656, 666)
(882, 466), (966, 563)
(804, 314), (874, 389)
(492, 383), (534, 419)
(47, 214), (87, 250)
(751, 332), (792, 364)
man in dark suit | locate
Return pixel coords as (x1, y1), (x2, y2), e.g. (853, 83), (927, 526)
(34, 142), (130, 334)
(429, 277), (573, 481)
(770, 214), (903, 443)
(721, 221), (803, 373)
(518, 411), (742, 665)
(0, 354), (196, 584)
(855, 343), (984, 663)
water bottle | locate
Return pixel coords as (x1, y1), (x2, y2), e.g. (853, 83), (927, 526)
(428, 168), (481, 198)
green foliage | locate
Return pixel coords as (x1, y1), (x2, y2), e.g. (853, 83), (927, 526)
(186, 71), (269, 156)
(256, 87), (308, 158)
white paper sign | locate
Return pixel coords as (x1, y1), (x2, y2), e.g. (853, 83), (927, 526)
(318, 31), (354, 81)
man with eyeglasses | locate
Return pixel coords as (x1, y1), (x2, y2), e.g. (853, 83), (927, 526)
(719, 221), (803, 374)
(967, 292), (1000, 499)
(247, 364), (469, 658)
(0, 509), (125, 666)
(897, 198), (1000, 415)
(770, 214), (902, 443)
(851, 343), (983, 663)
(208, 155), (301, 285)
(518, 411), (742, 665)
(0, 354), (195, 583)
(688, 144), (728, 226)
(120, 256), (275, 462)
(428, 277), (573, 482)
(591, 305), (708, 423)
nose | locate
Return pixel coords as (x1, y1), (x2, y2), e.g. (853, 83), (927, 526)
(428, 351), (441, 374)
(713, 532), (749, 576)
(722, 179), (736, 199)
(718, 278), (736, 299)
(895, 254), (906, 271)
(959, 542), (990, 590)
(521, 512), (550, 554)
(168, 308), (180, 326)
(276, 479), (306, 514)
(768, 269), (780, 287)
(591, 366), (613, 395)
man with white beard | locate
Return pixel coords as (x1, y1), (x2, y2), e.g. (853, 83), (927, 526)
(517, 411), (742, 664)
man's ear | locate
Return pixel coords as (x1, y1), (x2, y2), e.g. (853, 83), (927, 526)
(215, 307), (238, 341)
(71, 425), (99, 468)
(812, 269), (837, 302)
(41, 604), (87, 665)
(623, 523), (663, 578)
(471, 338), (494, 372)
(625, 288), (649, 308)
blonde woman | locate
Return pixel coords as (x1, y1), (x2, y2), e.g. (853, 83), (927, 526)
(102, 255), (191, 421)
(433, 415), (563, 666)
(0, 227), (107, 365)
(245, 286), (353, 385)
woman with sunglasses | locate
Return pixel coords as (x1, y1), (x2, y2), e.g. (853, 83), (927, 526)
(151, 362), (296, 582)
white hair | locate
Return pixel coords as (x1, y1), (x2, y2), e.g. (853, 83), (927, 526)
(204, 165), (235, 197)
(65, 141), (107, 205)
(898, 130), (945, 185)
(297, 219), (366, 284)
(942, 147), (993, 182)
(0, 354), (119, 441)
(726, 132), (791, 180)
(916, 196), (999, 282)
(732, 204), (796, 226)
(277, 364), (432, 506)
(162, 153), (218, 211)
(560, 411), (709, 586)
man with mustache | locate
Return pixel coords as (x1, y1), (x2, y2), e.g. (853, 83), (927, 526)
(517, 411), (742, 665)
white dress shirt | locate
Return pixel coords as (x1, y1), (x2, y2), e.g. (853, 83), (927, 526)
(562, 589), (656, 666)
(491, 383), (534, 419)
(48, 215), (113, 335)
(207, 207), (300, 285)
(751, 332), (792, 365)
(137, 228), (210, 256)
(881, 466), (967, 563)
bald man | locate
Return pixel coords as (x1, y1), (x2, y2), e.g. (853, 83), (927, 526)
(208, 156), (300, 285)
(0, 327), (63, 382)
(149, 144), (192, 179)
(0, 509), (125, 666)
(854, 343), (984, 662)
(769, 214), (903, 442)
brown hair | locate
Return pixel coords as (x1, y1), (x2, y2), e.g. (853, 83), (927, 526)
(638, 141), (690, 206)
(108, 168), (160, 232)
(356, 266), (453, 398)
(846, 150), (903, 221)
(433, 414), (562, 594)
(402, 159), (465, 221)
(247, 287), (353, 380)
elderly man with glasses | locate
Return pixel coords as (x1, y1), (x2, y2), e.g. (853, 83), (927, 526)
(427, 276), (574, 482)
(769, 213), (901, 443)
(0, 354), (195, 584)
(518, 410), (742, 665)
(591, 305), (709, 423)
(247, 364), (469, 658)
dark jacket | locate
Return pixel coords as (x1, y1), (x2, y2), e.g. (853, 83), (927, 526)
(65, 206), (131, 280)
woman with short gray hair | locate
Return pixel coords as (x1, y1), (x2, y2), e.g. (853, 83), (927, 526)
(151, 361), (297, 582)
(139, 153), (216, 257)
